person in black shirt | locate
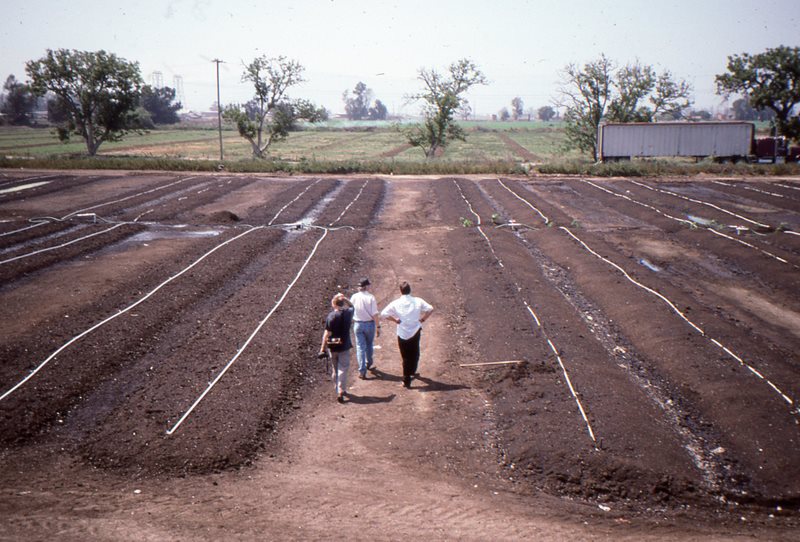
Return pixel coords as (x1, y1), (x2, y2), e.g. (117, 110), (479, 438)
(319, 293), (354, 403)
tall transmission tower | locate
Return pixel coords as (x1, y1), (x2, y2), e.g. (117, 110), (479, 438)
(150, 71), (164, 88)
(173, 75), (185, 104)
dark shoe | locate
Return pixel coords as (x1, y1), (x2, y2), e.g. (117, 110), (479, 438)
(367, 365), (377, 373)
(337, 395), (345, 403)
(358, 373), (366, 380)
(403, 377), (411, 388)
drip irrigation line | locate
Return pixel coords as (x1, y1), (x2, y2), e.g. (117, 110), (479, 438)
(166, 227), (330, 435)
(0, 226), (265, 403)
(500, 179), (794, 410)
(776, 183), (800, 192)
(452, 179), (504, 267)
(580, 179), (793, 267)
(457, 179), (597, 445)
(710, 180), (788, 200)
(559, 226), (793, 407)
(626, 179), (771, 230)
(60, 176), (198, 221)
(1, 175), (196, 240)
(0, 224), (125, 266)
(0, 221), (48, 237)
(0, 211), (153, 266)
(268, 179), (321, 226)
(498, 178), (550, 224)
(329, 179), (368, 226)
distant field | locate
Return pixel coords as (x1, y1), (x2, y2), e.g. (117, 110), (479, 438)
(0, 122), (573, 163)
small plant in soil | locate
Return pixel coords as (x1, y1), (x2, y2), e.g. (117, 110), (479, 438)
(460, 216), (474, 227)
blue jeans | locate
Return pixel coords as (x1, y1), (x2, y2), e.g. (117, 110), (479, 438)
(353, 320), (375, 375)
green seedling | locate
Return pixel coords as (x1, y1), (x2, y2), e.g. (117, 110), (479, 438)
(459, 217), (474, 228)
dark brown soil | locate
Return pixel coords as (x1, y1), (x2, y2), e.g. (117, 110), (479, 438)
(0, 171), (798, 539)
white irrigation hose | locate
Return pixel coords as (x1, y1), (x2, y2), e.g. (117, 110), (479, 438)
(580, 179), (792, 266)
(0, 176), (197, 243)
(499, 179), (794, 408)
(525, 302), (597, 444)
(60, 176), (198, 220)
(498, 178), (550, 224)
(627, 179), (771, 230)
(0, 210), (154, 266)
(710, 180), (787, 199)
(704, 227), (792, 267)
(777, 183), (800, 192)
(452, 179), (504, 267)
(329, 179), (368, 226)
(0, 221), (48, 238)
(166, 228), (329, 435)
(558, 226), (793, 407)
(0, 223), (126, 266)
(0, 226), (265, 403)
(268, 179), (321, 225)
(460, 180), (596, 444)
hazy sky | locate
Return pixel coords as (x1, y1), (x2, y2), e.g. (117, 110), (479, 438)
(2, 0), (798, 117)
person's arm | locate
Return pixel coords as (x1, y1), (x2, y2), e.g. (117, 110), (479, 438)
(332, 292), (351, 308)
(320, 329), (331, 354)
(371, 297), (381, 337)
(373, 312), (381, 337)
(380, 303), (401, 325)
(419, 300), (434, 323)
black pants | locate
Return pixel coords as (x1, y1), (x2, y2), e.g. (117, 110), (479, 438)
(398, 329), (421, 386)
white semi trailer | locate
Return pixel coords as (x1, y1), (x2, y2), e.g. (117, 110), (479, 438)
(597, 121), (755, 162)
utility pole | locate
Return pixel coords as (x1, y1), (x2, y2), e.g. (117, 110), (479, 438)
(212, 59), (224, 161)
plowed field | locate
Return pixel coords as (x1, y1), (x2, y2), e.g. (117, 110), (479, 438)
(1, 170), (798, 540)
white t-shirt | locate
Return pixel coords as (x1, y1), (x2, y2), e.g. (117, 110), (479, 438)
(381, 294), (433, 340)
(350, 290), (379, 322)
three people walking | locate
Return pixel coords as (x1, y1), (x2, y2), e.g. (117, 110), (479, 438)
(320, 279), (434, 401)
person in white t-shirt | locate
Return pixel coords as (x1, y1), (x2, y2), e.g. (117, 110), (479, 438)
(349, 277), (381, 379)
(380, 281), (434, 389)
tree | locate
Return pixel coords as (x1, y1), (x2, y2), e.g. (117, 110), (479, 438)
(26, 49), (143, 156)
(1, 75), (37, 125)
(511, 97), (524, 120)
(458, 100), (473, 121)
(223, 55), (325, 158)
(731, 97), (774, 122)
(368, 99), (388, 120)
(343, 82), (372, 120)
(537, 105), (556, 122)
(558, 54), (692, 160)
(140, 85), (182, 124)
(405, 58), (488, 158)
(498, 107), (511, 121)
(557, 55), (613, 160)
(716, 46), (800, 141)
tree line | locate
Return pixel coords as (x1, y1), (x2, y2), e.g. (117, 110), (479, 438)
(1, 46), (798, 159)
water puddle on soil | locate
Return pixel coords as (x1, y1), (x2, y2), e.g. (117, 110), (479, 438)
(0, 181), (52, 195)
(639, 258), (662, 272)
(128, 226), (222, 243)
(280, 184), (343, 236)
(686, 214), (714, 227)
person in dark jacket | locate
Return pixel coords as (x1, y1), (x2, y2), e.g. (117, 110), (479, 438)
(319, 293), (354, 403)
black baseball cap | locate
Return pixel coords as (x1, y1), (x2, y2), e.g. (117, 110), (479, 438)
(359, 278), (371, 287)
